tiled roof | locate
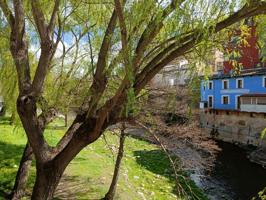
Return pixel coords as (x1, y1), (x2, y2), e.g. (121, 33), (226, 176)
(209, 68), (266, 80)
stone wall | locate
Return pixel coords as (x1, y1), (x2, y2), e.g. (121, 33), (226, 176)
(200, 110), (266, 148)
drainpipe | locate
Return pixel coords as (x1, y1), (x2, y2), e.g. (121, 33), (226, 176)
(214, 79), (217, 135)
(213, 79), (215, 110)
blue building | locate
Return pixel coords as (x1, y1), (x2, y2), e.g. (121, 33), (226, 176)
(200, 69), (266, 113)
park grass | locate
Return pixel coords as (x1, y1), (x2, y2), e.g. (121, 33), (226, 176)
(0, 118), (207, 200)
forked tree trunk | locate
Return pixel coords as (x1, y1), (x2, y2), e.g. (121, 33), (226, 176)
(31, 163), (63, 200)
(10, 143), (33, 200)
(29, 130), (90, 200)
(103, 123), (126, 200)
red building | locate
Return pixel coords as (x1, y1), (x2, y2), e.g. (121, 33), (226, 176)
(223, 19), (263, 74)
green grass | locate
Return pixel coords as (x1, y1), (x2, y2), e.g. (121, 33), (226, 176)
(0, 119), (207, 200)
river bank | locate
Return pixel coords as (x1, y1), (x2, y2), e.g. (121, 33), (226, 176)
(126, 126), (266, 200)
(0, 122), (206, 200)
(199, 141), (266, 200)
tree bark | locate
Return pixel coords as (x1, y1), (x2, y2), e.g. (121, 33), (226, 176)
(30, 127), (91, 200)
(31, 162), (62, 200)
(10, 143), (33, 200)
(103, 123), (126, 200)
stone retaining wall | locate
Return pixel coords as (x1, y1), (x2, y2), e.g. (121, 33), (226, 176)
(200, 110), (266, 148)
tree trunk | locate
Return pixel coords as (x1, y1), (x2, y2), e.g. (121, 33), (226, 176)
(31, 163), (62, 200)
(64, 113), (68, 127)
(10, 143), (33, 200)
(103, 123), (126, 200)
(10, 110), (16, 125)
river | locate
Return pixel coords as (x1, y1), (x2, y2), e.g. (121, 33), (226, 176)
(127, 127), (266, 199)
(194, 141), (266, 200)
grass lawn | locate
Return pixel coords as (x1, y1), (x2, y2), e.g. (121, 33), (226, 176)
(0, 118), (207, 200)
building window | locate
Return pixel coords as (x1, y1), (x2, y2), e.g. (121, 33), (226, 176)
(208, 81), (213, 90)
(216, 62), (223, 71)
(235, 95), (240, 109)
(222, 95), (230, 105)
(208, 96), (213, 108)
(222, 80), (229, 89)
(242, 97), (251, 104)
(236, 78), (244, 89)
(257, 97), (266, 105)
(251, 97), (257, 105)
(263, 76), (266, 87)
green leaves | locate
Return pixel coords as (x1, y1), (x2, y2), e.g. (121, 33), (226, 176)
(256, 16), (266, 62)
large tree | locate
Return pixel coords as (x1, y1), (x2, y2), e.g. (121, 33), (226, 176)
(1, 0), (266, 199)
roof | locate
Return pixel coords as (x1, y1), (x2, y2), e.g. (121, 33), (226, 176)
(208, 67), (266, 80)
(240, 94), (266, 97)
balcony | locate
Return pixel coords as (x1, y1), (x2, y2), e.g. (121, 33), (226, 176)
(240, 94), (266, 113)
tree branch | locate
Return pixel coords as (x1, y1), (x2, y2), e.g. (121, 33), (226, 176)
(30, 0), (61, 97)
(38, 107), (58, 131)
(114, 0), (131, 83)
(0, 0), (14, 26)
(30, 0), (47, 42)
(82, 8), (118, 116)
(114, 0), (127, 56)
(134, 1), (266, 93)
(132, 0), (182, 71)
(48, 0), (61, 37)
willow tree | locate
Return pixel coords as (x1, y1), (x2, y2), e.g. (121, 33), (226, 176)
(1, 0), (266, 199)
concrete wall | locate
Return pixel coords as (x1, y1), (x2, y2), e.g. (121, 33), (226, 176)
(241, 104), (266, 113)
(200, 110), (266, 148)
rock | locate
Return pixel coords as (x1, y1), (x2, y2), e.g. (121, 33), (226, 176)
(137, 191), (146, 200)
(248, 148), (266, 168)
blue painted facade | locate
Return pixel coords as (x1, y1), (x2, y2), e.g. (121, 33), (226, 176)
(200, 74), (266, 110)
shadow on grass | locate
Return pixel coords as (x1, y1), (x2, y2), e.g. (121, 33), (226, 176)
(134, 149), (177, 184)
(134, 149), (174, 177)
(0, 116), (12, 125)
(133, 149), (207, 199)
(0, 141), (25, 197)
(0, 140), (94, 200)
(54, 175), (96, 200)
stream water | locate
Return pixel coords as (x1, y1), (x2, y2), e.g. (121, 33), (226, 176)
(194, 141), (266, 200)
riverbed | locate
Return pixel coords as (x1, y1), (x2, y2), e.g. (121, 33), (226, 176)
(195, 141), (266, 200)
(126, 127), (266, 199)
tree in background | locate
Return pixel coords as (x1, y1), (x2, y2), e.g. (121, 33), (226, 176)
(103, 122), (126, 200)
(1, 0), (266, 199)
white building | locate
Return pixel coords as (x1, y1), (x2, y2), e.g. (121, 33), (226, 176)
(151, 59), (190, 88)
(212, 50), (224, 74)
(150, 50), (224, 88)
